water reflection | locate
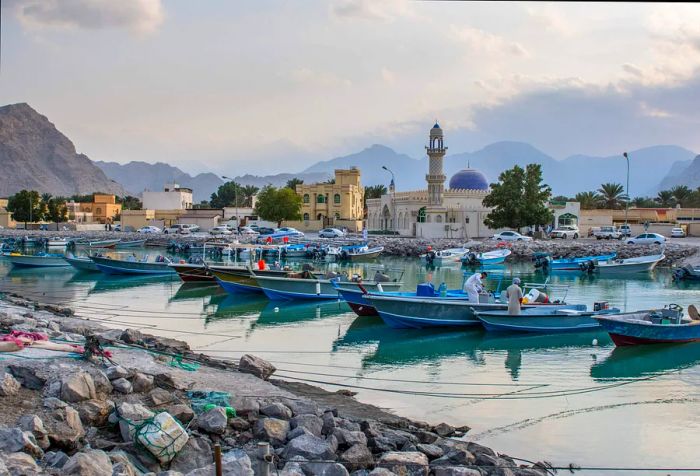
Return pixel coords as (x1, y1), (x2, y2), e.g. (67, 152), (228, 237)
(254, 300), (350, 328)
(591, 342), (700, 380)
(169, 283), (225, 303)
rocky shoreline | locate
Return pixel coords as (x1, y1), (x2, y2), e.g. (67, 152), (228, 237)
(0, 293), (550, 476)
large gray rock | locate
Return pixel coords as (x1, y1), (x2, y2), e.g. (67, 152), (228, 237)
(432, 423), (455, 437)
(18, 414), (50, 449)
(43, 450), (70, 469)
(131, 373), (154, 393)
(77, 399), (114, 426)
(0, 427), (44, 458)
(197, 407), (228, 435)
(430, 449), (475, 467)
(432, 468), (481, 476)
(282, 434), (336, 461)
(283, 398), (320, 417)
(376, 452), (428, 476)
(368, 469), (397, 476)
(234, 397), (260, 417)
(86, 368), (113, 397)
(341, 443), (373, 471)
(167, 404), (195, 424)
(254, 417), (290, 446)
(105, 365), (131, 380)
(154, 372), (186, 391)
(110, 449), (146, 476)
(114, 402), (154, 442)
(150, 388), (175, 406)
(60, 372), (97, 403)
(63, 449), (113, 476)
(7, 363), (46, 390)
(169, 437), (212, 474)
(416, 443), (444, 460)
(239, 354), (276, 380)
(291, 414), (324, 437)
(0, 372), (21, 396)
(1, 451), (41, 475)
(184, 449), (253, 476)
(261, 402), (293, 420)
(333, 428), (367, 448)
(301, 462), (350, 476)
(111, 378), (133, 394)
(46, 405), (85, 450)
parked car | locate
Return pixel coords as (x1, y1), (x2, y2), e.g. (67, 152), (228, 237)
(275, 227), (304, 237)
(587, 227), (601, 238)
(492, 231), (532, 242)
(209, 225), (233, 235)
(137, 226), (162, 234)
(626, 233), (666, 245)
(550, 225), (579, 239)
(671, 227), (686, 238)
(113, 224), (122, 232)
(165, 224), (200, 234)
(238, 226), (260, 236)
(618, 224), (632, 237)
(256, 227), (275, 235)
(594, 226), (622, 240)
(319, 228), (345, 238)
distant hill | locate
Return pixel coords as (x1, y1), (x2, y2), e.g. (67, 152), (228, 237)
(656, 155), (700, 191)
(0, 103), (126, 197)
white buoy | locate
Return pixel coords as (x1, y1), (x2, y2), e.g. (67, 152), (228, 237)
(274, 307), (279, 312)
(592, 338), (598, 346)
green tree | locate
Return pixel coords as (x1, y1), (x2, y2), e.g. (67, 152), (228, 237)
(597, 183), (627, 209)
(7, 190), (44, 224)
(363, 184), (387, 209)
(575, 191), (600, 210)
(46, 197), (68, 222)
(550, 195), (570, 203)
(210, 181), (245, 208)
(324, 178), (336, 184)
(254, 185), (302, 227)
(632, 197), (658, 208)
(483, 164), (552, 229)
(521, 164), (554, 228)
(656, 190), (674, 207)
(118, 195), (142, 210)
(240, 185), (260, 207)
(670, 185), (693, 207)
(285, 178), (304, 190)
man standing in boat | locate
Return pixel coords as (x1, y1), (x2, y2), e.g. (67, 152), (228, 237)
(464, 272), (487, 303)
(506, 278), (523, 315)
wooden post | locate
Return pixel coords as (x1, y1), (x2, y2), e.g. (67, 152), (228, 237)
(214, 443), (222, 476)
(257, 441), (271, 476)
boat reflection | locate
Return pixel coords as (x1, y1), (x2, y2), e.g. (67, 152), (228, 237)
(205, 294), (269, 324)
(169, 283), (224, 303)
(590, 342), (700, 380)
(253, 300), (351, 329)
(88, 274), (178, 294)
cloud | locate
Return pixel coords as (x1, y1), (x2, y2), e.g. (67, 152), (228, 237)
(450, 26), (528, 57)
(10, 0), (164, 34)
(330, 0), (415, 22)
(526, 7), (575, 36)
(289, 68), (352, 88)
(380, 67), (396, 84)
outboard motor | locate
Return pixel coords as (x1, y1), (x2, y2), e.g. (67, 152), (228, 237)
(578, 260), (596, 273)
(425, 250), (436, 265)
(673, 266), (690, 281)
(467, 252), (478, 265)
(533, 253), (550, 271)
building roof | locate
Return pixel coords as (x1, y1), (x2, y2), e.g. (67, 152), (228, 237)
(448, 168), (489, 190)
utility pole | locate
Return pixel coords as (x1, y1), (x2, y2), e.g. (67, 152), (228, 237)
(623, 152), (630, 228)
(382, 166), (396, 233)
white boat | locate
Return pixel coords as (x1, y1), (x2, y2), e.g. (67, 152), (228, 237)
(420, 247), (469, 266)
(595, 253), (665, 274)
(47, 238), (70, 247)
(461, 248), (512, 265)
(8, 253), (70, 268)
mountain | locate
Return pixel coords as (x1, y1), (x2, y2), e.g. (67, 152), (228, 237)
(0, 103), (126, 197)
(656, 155), (700, 191)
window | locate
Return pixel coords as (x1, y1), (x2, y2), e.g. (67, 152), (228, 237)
(436, 215), (443, 223)
(303, 194), (309, 203)
(96, 208), (102, 215)
(317, 195), (325, 204)
(417, 207), (426, 223)
(335, 212), (340, 219)
(303, 213), (309, 220)
(334, 194), (341, 204)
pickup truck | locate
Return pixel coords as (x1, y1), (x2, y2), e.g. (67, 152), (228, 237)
(594, 226), (622, 240)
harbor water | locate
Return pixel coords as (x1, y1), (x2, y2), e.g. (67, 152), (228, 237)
(2, 252), (700, 474)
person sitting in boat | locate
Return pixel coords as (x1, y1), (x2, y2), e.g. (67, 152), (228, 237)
(506, 278), (524, 316)
(464, 272), (487, 303)
(127, 254), (137, 262)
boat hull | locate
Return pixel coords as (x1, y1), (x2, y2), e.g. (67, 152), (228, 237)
(596, 256), (663, 274)
(8, 255), (69, 268)
(65, 257), (99, 272)
(169, 264), (214, 282)
(91, 257), (175, 275)
(254, 275), (401, 301)
(115, 239), (147, 249)
(74, 239), (121, 249)
(366, 296), (491, 329)
(548, 253), (617, 271)
(212, 268), (290, 294)
(596, 315), (700, 346)
(476, 310), (600, 334)
(346, 249), (383, 262)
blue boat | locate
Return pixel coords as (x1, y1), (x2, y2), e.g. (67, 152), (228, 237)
(475, 306), (620, 333)
(252, 272), (402, 301)
(594, 306), (698, 346)
(540, 253), (617, 271)
(91, 255), (175, 276)
(461, 249), (511, 266)
(7, 252), (69, 268)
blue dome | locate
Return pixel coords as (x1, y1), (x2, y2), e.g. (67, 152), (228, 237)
(449, 168), (489, 190)
(432, 122), (441, 129)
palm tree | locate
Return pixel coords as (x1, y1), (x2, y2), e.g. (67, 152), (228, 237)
(574, 191), (599, 210)
(285, 178), (304, 190)
(241, 185), (260, 207)
(670, 185), (692, 208)
(655, 190), (674, 207)
(363, 184), (387, 208)
(597, 183), (627, 209)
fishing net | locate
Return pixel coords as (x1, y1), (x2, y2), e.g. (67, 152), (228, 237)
(116, 408), (189, 464)
(186, 390), (236, 417)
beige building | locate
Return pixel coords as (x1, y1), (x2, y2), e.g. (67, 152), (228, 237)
(0, 198), (15, 229)
(293, 168), (364, 231)
(142, 184), (193, 211)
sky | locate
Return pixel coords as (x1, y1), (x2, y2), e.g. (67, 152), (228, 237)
(1, 0), (700, 175)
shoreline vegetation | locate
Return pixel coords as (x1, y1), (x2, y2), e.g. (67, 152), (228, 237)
(0, 292), (551, 475)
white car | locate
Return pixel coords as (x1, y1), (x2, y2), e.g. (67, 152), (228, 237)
(493, 231), (532, 242)
(238, 226), (260, 236)
(319, 228), (345, 238)
(626, 233), (666, 245)
(209, 225), (233, 235)
(275, 227), (305, 237)
(165, 224), (200, 234)
(671, 227), (686, 238)
(137, 226), (161, 234)
(550, 225), (579, 239)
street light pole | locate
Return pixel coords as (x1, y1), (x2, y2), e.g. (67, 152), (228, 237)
(623, 152), (630, 228)
(382, 166), (396, 233)
(222, 176), (238, 229)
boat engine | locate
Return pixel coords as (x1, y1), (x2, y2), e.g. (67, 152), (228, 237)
(673, 266), (690, 281)
(466, 252), (479, 265)
(425, 250), (436, 265)
(533, 254), (550, 270)
(578, 260), (596, 273)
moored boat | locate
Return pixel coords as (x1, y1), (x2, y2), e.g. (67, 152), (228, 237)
(539, 253), (617, 271)
(91, 255), (175, 275)
(212, 267), (291, 294)
(64, 252), (99, 272)
(594, 253), (664, 274)
(8, 252), (69, 268)
(594, 305), (697, 346)
(47, 238), (70, 247)
(327, 243), (383, 262)
(252, 272), (402, 300)
(420, 247), (468, 266)
(71, 239), (121, 249)
(474, 305), (620, 333)
(673, 264), (700, 281)
(115, 239), (148, 249)
(461, 249), (511, 266)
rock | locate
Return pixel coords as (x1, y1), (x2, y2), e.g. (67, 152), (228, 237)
(301, 462), (351, 476)
(431, 449), (475, 467)
(17, 414), (50, 449)
(43, 397), (68, 410)
(120, 328), (143, 344)
(254, 417), (290, 446)
(63, 449), (113, 475)
(287, 427), (314, 441)
(60, 372), (97, 403)
(283, 434), (336, 461)
(466, 441), (497, 458)
(154, 372), (185, 391)
(234, 397), (260, 417)
(43, 450), (70, 468)
(197, 407), (228, 435)
(105, 365), (131, 380)
(131, 373), (154, 393)
(322, 412), (337, 435)
(239, 354), (276, 380)
(167, 404), (195, 424)
(184, 448), (253, 476)
(431, 468), (481, 476)
(281, 461), (306, 476)
(432, 423), (455, 437)
(111, 378), (133, 394)
(415, 430), (440, 444)
(1, 452), (40, 475)
(46, 405), (85, 450)
(376, 452), (428, 476)
(333, 428), (367, 448)
(77, 399), (114, 427)
(0, 428), (44, 459)
(228, 417), (250, 431)
(341, 443), (374, 471)
(261, 402), (293, 420)
(0, 372), (21, 396)
(368, 470), (397, 476)
(416, 443), (443, 460)
(85, 368), (112, 397)
(158, 472), (185, 476)
(290, 414), (324, 437)
(283, 398), (320, 417)
(114, 402), (154, 442)
(149, 388), (174, 406)
(169, 437), (212, 474)
(112, 462), (136, 476)
(109, 449), (144, 476)
(7, 364), (46, 390)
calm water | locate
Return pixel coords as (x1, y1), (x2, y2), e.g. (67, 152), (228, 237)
(2, 251), (700, 475)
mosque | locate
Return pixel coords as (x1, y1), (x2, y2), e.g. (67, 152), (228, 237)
(365, 122), (495, 239)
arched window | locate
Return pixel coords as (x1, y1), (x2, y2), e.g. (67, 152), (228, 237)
(417, 207), (426, 223)
(317, 213), (324, 220)
(436, 215), (443, 223)
(334, 194), (341, 204)
(427, 215), (432, 223)
(303, 213), (309, 221)
(303, 194), (310, 203)
(317, 195), (325, 204)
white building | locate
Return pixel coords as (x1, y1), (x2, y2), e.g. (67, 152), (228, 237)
(142, 184), (193, 211)
(366, 123), (494, 239)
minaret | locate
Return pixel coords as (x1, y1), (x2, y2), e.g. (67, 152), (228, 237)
(425, 122), (447, 207)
